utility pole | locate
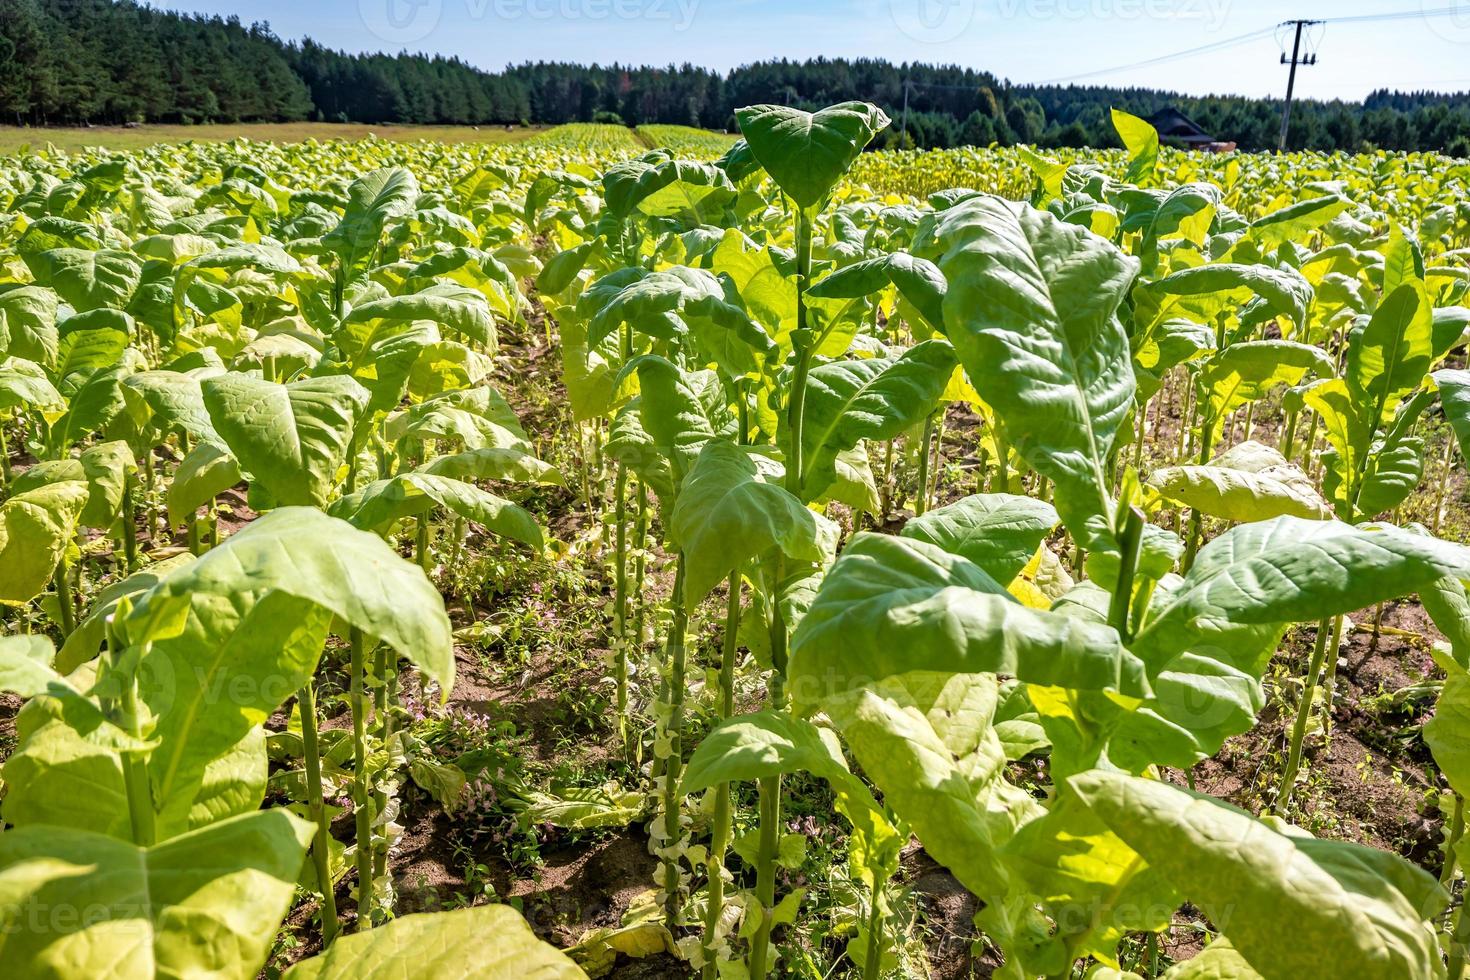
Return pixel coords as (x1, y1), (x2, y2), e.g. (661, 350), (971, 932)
(900, 80), (911, 149)
(1277, 19), (1319, 152)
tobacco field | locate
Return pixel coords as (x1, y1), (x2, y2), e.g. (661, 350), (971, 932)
(2, 107), (1470, 979)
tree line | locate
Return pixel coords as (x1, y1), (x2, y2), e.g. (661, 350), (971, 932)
(2, 0), (1469, 155)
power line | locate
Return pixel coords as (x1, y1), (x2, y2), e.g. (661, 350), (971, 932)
(1036, 26), (1278, 85)
(1037, 6), (1470, 87)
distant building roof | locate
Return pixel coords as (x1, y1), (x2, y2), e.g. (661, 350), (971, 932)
(1146, 107), (1215, 145)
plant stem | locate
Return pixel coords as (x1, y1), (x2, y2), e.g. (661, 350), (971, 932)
(122, 470), (138, 572)
(415, 513), (431, 571)
(701, 567), (742, 979)
(52, 559), (75, 636)
(748, 773), (782, 980)
(862, 876), (888, 980)
(1442, 794), (1465, 888)
(349, 627), (375, 930)
(1275, 616), (1337, 814)
(373, 644), (393, 881)
(299, 681), (340, 945)
(632, 484), (649, 651)
(916, 412), (934, 516)
(1450, 897), (1470, 980)
(613, 461), (630, 761)
(107, 619), (155, 847)
(0, 416), (11, 488)
(1108, 506), (1146, 641)
(786, 208), (814, 500)
(660, 556), (690, 929)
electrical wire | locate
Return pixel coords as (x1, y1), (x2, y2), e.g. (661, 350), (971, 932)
(1037, 7), (1470, 87)
(1036, 26), (1278, 85)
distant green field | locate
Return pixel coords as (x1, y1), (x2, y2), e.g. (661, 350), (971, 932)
(0, 121), (547, 155)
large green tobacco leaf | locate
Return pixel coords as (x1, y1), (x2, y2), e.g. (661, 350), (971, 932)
(807, 252), (948, 334)
(669, 440), (835, 609)
(11, 440), (137, 529)
(734, 102), (890, 209)
(899, 493), (1059, 585)
(24, 247), (143, 311)
(605, 156), (735, 221)
(1112, 108), (1159, 184)
(419, 446), (563, 486)
(1347, 281), (1432, 427)
(49, 361), (135, 453)
(0, 809), (313, 980)
(1070, 771), (1447, 980)
(921, 195), (1138, 551)
(1133, 517), (1470, 673)
(167, 441), (242, 527)
(789, 533), (1150, 713)
(323, 167), (420, 272)
(1197, 340), (1334, 422)
(283, 905), (585, 979)
(203, 373), (369, 508)
(1248, 195), (1350, 249)
(0, 481), (88, 605)
(1158, 939), (1262, 979)
(1002, 788), (1179, 968)
(1147, 441), (1330, 522)
(331, 472), (544, 551)
(388, 385), (530, 453)
(1133, 263), (1314, 335)
(132, 507), (454, 691)
(125, 368), (222, 446)
(1438, 368), (1470, 462)
(626, 355), (737, 483)
(822, 673), (1044, 964)
(0, 356), (66, 418)
(1426, 664), (1470, 797)
(795, 339), (955, 502)
(347, 283), (496, 351)
(0, 285), (61, 365)
(141, 591), (333, 837)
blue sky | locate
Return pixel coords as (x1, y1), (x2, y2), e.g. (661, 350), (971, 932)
(162, 0), (1470, 100)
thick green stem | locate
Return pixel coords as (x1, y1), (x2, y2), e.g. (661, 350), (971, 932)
(1450, 897), (1470, 980)
(632, 484), (649, 650)
(701, 568), (742, 979)
(52, 558), (75, 636)
(1275, 616), (1338, 814)
(373, 644), (394, 880)
(786, 209), (814, 499)
(415, 513), (431, 572)
(107, 621), (155, 847)
(349, 628), (375, 929)
(862, 876), (888, 980)
(1280, 403), (1301, 460)
(613, 462), (631, 760)
(916, 412), (935, 516)
(748, 773), (782, 980)
(1108, 506), (1146, 642)
(660, 557), (690, 928)
(299, 682), (341, 945)
(121, 471), (138, 572)
(1182, 415), (1218, 571)
(1443, 794), (1465, 888)
(0, 415), (11, 488)
(994, 426), (1010, 494)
